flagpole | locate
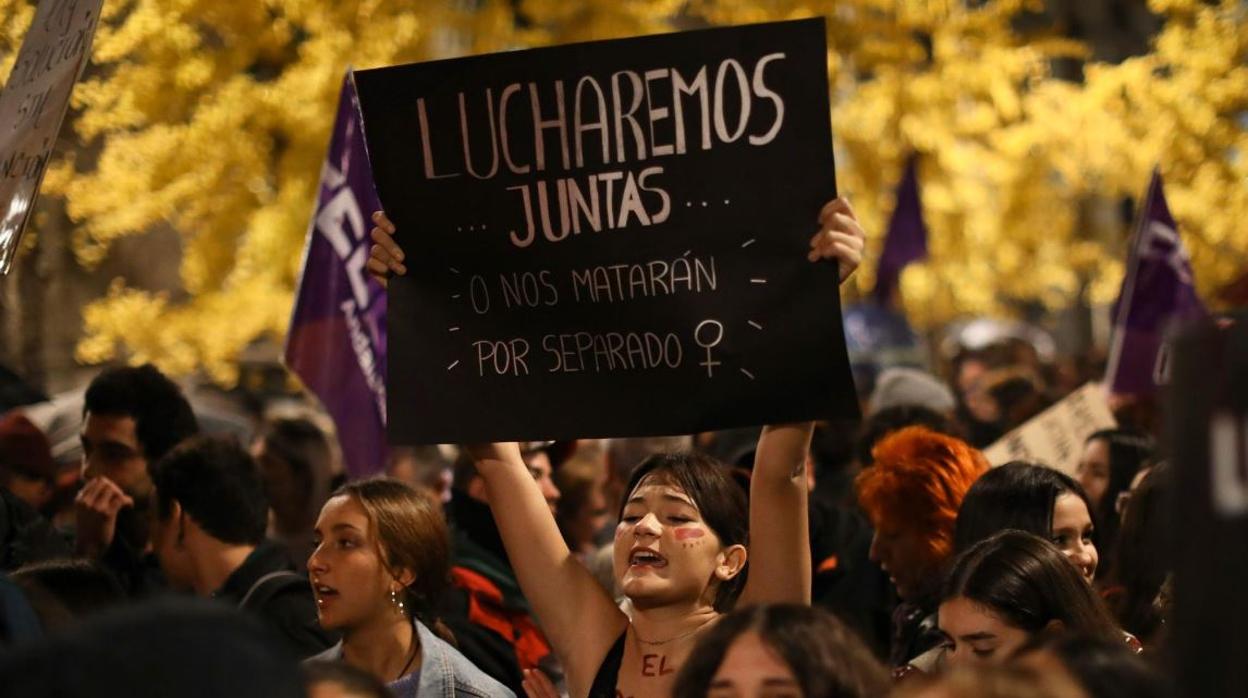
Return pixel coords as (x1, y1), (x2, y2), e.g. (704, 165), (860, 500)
(1104, 168), (1159, 393)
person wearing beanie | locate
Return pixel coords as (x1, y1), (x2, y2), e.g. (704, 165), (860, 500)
(867, 368), (957, 417)
(0, 413), (71, 571)
(0, 413), (58, 512)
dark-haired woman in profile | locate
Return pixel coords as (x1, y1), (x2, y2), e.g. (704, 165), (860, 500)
(1075, 429), (1153, 576)
(307, 479), (513, 697)
(937, 530), (1123, 669)
(252, 416), (336, 565)
(953, 461), (1100, 582)
(368, 197), (867, 698)
(671, 604), (889, 698)
(1104, 462), (1171, 646)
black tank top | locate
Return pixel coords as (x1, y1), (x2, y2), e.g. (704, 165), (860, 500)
(587, 632), (627, 698)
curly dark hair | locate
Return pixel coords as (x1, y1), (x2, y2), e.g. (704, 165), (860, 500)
(150, 435), (268, 546)
(83, 364), (199, 464)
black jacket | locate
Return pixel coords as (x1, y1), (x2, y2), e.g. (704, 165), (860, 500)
(0, 488), (71, 572)
(214, 541), (336, 659)
(99, 534), (164, 599)
(809, 498), (895, 659)
(890, 600), (943, 668)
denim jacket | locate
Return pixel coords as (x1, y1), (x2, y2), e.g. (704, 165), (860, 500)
(307, 618), (515, 698)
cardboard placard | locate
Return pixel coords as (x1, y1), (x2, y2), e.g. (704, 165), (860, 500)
(0, 0), (102, 274)
(355, 18), (858, 444)
(982, 382), (1116, 475)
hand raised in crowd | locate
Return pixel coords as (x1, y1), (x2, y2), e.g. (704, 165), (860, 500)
(521, 668), (560, 698)
(74, 475), (134, 558)
(367, 195), (867, 287)
(809, 196), (865, 282)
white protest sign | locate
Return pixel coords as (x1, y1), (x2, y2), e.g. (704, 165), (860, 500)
(982, 382), (1117, 476)
(0, 0), (103, 274)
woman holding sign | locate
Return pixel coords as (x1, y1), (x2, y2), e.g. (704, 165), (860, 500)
(368, 198), (864, 698)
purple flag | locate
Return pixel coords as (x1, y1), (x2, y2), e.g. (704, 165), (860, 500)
(285, 73), (388, 477)
(1105, 168), (1206, 395)
(873, 155), (929, 304)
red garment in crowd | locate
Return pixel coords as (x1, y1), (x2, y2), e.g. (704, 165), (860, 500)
(450, 565), (552, 672)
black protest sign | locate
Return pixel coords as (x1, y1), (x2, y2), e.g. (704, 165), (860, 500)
(355, 18), (857, 444)
(1170, 313), (1248, 696)
(0, 0), (102, 274)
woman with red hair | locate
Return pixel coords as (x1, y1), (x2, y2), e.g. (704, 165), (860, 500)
(856, 426), (988, 669)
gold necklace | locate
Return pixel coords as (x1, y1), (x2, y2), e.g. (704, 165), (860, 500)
(633, 617), (716, 646)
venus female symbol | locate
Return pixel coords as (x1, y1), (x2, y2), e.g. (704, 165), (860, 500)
(694, 319), (724, 377)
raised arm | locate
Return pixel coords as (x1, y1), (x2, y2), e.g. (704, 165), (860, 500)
(467, 443), (629, 694)
(738, 196), (865, 607)
(738, 422), (815, 606)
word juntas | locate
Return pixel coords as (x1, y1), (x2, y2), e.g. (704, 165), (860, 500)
(415, 54), (789, 247)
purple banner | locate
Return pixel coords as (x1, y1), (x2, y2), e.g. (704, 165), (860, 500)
(872, 155), (928, 304)
(285, 73), (388, 477)
(1105, 168), (1206, 395)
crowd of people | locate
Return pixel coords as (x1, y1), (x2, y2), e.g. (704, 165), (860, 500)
(0, 197), (1181, 697)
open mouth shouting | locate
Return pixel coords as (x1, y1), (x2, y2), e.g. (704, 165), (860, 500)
(312, 579), (339, 607)
(629, 547), (668, 569)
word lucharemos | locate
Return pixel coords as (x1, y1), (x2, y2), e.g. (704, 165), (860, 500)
(413, 54), (790, 247)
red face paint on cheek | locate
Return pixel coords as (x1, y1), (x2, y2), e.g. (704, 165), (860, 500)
(674, 528), (705, 541)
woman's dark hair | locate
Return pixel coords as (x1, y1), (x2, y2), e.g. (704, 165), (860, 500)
(984, 370), (1051, 431)
(333, 479), (453, 642)
(304, 660), (395, 698)
(1107, 462), (1171, 641)
(854, 404), (959, 467)
(619, 452), (747, 612)
(1017, 631), (1168, 698)
(255, 417), (334, 540)
(941, 531), (1120, 642)
(553, 450), (604, 549)
(1083, 429), (1154, 575)
(953, 461), (1098, 555)
(672, 604), (889, 698)
(10, 558), (124, 632)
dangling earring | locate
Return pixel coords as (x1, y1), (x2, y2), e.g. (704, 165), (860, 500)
(390, 588), (406, 615)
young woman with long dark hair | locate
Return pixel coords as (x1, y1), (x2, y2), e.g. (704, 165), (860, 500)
(953, 461), (1100, 582)
(1075, 429), (1154, 575)
(937, 531), (1122, 668)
